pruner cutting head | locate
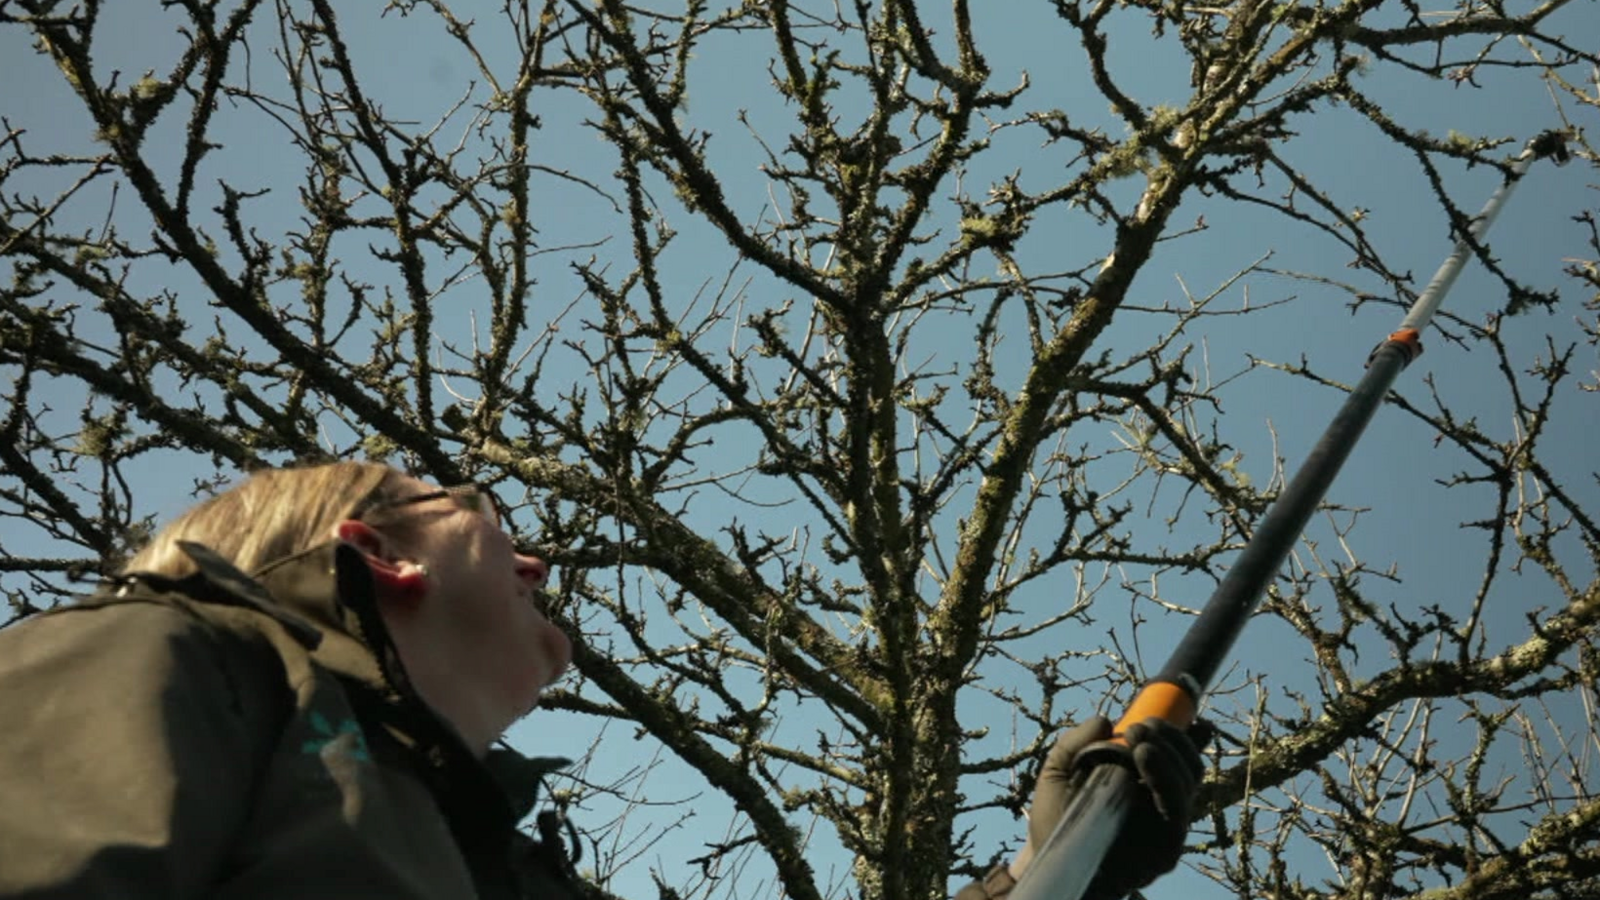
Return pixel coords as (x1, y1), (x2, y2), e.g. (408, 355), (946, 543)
(1529, 129), (1573, 166)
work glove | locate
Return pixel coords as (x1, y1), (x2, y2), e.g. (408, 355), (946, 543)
(1023, 715), (1206, 900)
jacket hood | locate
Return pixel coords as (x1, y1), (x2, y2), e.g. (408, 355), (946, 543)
(246, 538), (402, 702)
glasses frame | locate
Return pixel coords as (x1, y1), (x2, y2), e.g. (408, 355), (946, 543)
(360, 484), (504, 531)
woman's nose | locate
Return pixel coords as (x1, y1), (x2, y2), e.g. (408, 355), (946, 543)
(515, 555), (550, 589)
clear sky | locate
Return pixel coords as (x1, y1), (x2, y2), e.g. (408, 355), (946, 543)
(3, 2), (1597, 899)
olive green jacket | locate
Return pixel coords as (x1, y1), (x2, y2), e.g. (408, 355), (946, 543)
(0, 540), (586, 900)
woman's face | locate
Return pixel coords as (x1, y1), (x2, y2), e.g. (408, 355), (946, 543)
(374, 475), (572, 728)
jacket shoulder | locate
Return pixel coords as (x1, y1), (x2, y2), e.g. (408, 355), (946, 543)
(0, 599), (295, 898)
(1, 597), (296, 725)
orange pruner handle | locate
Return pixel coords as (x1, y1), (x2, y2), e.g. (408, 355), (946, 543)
(1109, 680), (1198, 745)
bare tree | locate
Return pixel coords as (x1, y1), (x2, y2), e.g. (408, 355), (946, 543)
(1, 2), (1596, 900)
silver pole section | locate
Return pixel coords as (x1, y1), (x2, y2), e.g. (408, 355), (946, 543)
(1400, 142), (1551, 334)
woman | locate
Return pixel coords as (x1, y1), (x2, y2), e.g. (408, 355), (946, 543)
(0, 462), (1200, 899)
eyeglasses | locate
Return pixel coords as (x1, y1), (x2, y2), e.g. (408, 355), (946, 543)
(362, 484), (504, 530)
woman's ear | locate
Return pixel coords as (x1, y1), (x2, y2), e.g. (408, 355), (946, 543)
(334, 519), (429, 600)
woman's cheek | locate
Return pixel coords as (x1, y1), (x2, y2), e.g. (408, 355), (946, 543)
(541, 620), (573, 684)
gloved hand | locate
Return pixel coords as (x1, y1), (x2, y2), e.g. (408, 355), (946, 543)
(1019, 715), (1205, 899)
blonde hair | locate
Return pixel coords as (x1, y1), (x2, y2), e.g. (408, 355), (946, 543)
(122, 461), (398, 578)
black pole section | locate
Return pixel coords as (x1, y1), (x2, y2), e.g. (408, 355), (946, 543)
(1006, 131), (1569, 900)
(1156, 336), (1412, 692)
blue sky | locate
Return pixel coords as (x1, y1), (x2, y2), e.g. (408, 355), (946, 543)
(3, 2), (1598, 899)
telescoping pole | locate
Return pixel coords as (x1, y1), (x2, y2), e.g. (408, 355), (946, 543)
(1007, 132), (1570, 900)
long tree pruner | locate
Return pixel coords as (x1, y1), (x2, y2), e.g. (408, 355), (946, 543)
(1006, 128), (1572, 900)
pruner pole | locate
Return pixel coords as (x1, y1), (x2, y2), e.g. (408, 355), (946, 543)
(1007, 132), (1569, 900)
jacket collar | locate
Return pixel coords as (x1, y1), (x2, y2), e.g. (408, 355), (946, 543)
(165, 540), (568, 820)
